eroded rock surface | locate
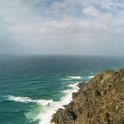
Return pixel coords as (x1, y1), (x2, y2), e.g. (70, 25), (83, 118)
(51, 69), (124, 124)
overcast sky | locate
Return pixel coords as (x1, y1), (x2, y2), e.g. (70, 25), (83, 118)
(0, 0), (124, 56)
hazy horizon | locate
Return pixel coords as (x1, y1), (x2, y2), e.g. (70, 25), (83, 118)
(0, 0), (124, 56)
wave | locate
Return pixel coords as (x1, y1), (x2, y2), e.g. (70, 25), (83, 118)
(4, 95), (53, 106)
(61, 76), (82, 81)
(62, 74), (94, 81)
(67, 76), (82, 79)
(87, 75), (94, 79)
(25, 82), (79, 124)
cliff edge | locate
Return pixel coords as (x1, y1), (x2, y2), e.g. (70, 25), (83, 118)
(51, 69), (124, 124)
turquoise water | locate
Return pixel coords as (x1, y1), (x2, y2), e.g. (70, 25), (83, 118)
(0, 55), (124, 124)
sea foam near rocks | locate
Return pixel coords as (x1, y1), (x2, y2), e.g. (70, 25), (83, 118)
(33, 82), (80, 124)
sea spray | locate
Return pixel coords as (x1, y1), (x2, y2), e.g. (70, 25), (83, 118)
(4, 95), (53, 106)
(61, 76), (83, 81)
(28, 83), (80, 124)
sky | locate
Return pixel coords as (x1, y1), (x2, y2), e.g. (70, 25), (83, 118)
(0, 0), (124, 56)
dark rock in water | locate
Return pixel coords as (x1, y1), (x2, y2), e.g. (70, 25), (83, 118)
(77, 82), (86, 89)
(51, 68), (124, 124)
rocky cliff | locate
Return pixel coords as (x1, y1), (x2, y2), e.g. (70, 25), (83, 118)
(51, 69), (124, 124)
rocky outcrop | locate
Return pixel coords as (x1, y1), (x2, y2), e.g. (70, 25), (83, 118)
(51, 69), (124, 124)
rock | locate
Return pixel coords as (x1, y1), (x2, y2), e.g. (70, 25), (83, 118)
(51, 68), (124, 124)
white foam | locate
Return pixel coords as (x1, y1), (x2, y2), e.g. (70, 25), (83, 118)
(67, 76), (82, 80)
(61, 76), (82, 81)
(87, 75), (94, 79)
(27, 83), (79, 124)
(5, 83), (79, 124)
(4, 95), (53, 106)
(68, 83), (78, 88)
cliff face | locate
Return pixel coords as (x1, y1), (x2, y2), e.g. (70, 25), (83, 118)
(51, 69), (124, 124)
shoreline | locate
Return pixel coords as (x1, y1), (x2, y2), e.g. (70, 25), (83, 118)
(49, 81), (90, 124)
(51, 69), (124, 124)
(36, 75), (95, 124)
(50, 82), (81, 124)
(38, 82), (81, 124)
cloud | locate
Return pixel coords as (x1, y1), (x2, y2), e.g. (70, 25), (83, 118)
(0, 0), (124, 55)
(82, 6), (101, 17)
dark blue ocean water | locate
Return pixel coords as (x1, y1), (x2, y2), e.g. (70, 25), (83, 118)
(0, 55), (124, 124)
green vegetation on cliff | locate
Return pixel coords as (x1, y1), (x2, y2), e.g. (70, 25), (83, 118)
(51, 68), (124, 124)
(104, 69), (116, 74)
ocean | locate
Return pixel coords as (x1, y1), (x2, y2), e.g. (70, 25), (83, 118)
(0, 55), (124, 124)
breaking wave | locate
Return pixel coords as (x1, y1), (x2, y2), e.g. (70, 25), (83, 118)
(25, 83), (79, 124)
(61, 76), (82, 81)
(87, 75), (94, 79)
(4, 95), (53, 106)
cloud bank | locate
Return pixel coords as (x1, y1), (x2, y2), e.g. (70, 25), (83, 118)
(0, 0), (124, 55)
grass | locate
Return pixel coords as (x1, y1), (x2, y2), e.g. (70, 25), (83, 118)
(104, 69), (116, 75)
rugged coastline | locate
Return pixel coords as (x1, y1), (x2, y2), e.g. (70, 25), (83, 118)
(51, 69), (124, 124)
